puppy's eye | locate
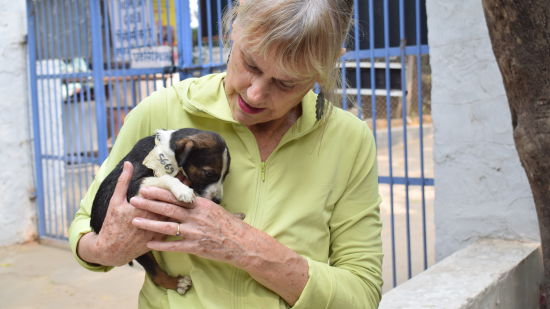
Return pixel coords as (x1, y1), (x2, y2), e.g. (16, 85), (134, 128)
(202, 169), (216, 178)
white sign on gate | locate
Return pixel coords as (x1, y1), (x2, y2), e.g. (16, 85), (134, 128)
(109, 0), (157, 63)
(130, 45), (173, 68)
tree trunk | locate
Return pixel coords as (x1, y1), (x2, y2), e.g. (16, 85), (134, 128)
(482, 1), (550, 307)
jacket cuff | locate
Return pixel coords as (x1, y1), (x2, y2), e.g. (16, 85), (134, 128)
(69, 219), (113, 272)
(291, 257), (333, 309)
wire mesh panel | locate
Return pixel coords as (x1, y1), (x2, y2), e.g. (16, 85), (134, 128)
(27, 0), (433, 291)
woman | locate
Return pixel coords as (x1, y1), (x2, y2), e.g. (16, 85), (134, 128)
(69, 0), (383, 308)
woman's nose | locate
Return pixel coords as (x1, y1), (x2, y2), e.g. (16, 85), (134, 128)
(247, 77), (269, 103)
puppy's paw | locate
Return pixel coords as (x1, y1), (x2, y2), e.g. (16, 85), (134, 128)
(173, 186), (196, 203)
(176, 275), (192, 295)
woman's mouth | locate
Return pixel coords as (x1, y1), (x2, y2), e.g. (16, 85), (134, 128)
(237, 95), (265, 114)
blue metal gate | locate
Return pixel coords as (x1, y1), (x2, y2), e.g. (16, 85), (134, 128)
(26, 0), (432, 291)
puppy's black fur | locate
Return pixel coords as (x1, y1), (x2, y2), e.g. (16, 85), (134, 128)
(90, 128), (230, 294)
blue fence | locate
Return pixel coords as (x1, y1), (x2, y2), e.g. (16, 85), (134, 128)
(26, 0), (432, 291)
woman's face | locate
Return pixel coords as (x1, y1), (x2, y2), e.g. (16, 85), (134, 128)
(224, 35), (316, 129)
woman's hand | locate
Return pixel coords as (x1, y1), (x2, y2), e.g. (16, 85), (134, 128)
(77, 162), (169, 266)
(130, 187), (251, 266)
(130, 186), (309, 306)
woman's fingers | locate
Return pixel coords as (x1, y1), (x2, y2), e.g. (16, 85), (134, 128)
(131, 218), (202, 252)
(146, 240), (195, 252)
(112, 161), (133, 204)
(139, 186), (196, 209)
(132, 217), (184, 236)
(130, 195), (188, 220)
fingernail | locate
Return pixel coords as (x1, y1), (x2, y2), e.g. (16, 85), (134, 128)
(132, 217), (144, 224)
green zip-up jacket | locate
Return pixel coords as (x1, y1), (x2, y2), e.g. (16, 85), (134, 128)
(69, 73), (383, 308)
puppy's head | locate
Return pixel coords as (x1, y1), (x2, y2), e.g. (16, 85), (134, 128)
(170, 129), (230, 204)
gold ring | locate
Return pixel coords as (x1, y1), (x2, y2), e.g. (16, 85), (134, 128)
(175, 223), (181, 237)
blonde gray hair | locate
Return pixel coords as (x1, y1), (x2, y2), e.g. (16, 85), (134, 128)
(223, 0), (353, 109)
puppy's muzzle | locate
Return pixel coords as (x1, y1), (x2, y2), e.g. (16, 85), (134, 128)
(202, 183), (224, 205)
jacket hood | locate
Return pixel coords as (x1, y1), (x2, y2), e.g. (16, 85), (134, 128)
(173, 72), (326, 139)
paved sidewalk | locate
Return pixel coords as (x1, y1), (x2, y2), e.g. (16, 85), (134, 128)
(0, 242), (143, 309)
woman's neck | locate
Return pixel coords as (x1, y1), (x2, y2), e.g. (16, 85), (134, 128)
(247, 106), (301, 161)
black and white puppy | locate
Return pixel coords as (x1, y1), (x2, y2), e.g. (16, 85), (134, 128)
(90, 128), (230, 295)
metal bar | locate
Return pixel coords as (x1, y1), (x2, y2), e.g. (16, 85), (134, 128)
(79, 0), (95, 219)
(103, 0), (117, 156)
(175, 0), (192, 70)
(45, 0), (62, 238)
(341, 60), (348, 110)
(37, 0), (52, 237)
(118, 0), (135, 122)
(112, 0), (126, 148)
(60, 0), (76, 222)
(136, 73), (143, 108)
(157, 0), (163, 45)
(72, 0), (86, 222)
(89, 0), (108, 161)
(342, 45), (429, 60)
(383, 0), (397, 288)
(43, 154), (99, 165)
(399, 0), (412, 280)
(368, 0), (377, 144)
(131, 75), (137, 110)
(123, 1), (139, 119)
(206, 0), (214, 64)
(49, 0), (62, 236)
(379, 176), (434, 186)
(216, 0), (224, 63)
(162, 73), (167, 89)
(26, 0), (46, 238)
(353, 0), (362, 119)
(115, 0), (124, 64)
(197, 0), (204, 65)
(145, 73), (152, 97)
(416, 0), (429, 270)
(36, 64), (235, 79)
(53, 0), (70, 235)
(36, 72), (93, 79)
(165, 0), (173, 46)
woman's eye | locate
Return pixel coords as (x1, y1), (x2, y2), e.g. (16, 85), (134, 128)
(277, 81), (295, 90)
(244, 62), (259, 72)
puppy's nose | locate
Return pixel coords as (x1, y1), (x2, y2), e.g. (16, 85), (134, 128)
(212, 197), (221, 204)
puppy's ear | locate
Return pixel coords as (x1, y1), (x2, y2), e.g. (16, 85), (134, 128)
(175, 139), (194, 166)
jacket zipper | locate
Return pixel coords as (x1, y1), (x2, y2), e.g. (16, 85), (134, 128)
(260, 162), (267, 182)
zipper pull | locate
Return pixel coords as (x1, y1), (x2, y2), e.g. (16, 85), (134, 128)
(260, 162), (266, 182)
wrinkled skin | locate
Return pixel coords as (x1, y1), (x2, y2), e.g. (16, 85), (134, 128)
(78, 162), (181, 266)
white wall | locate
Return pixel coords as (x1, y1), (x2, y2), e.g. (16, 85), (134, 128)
(0, 1), (36, 245)
(426, 0), (540, 260)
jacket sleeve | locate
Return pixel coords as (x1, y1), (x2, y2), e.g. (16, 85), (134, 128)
(292, 124), (383, 308)
(68, 96), (157, 271)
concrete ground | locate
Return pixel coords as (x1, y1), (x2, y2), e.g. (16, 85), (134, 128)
(0, 242), (143, 309)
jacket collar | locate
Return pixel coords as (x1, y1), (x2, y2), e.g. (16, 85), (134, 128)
(176, 72), (326, 139)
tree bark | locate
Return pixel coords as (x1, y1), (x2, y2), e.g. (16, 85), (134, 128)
(482, 1), (550, 307)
